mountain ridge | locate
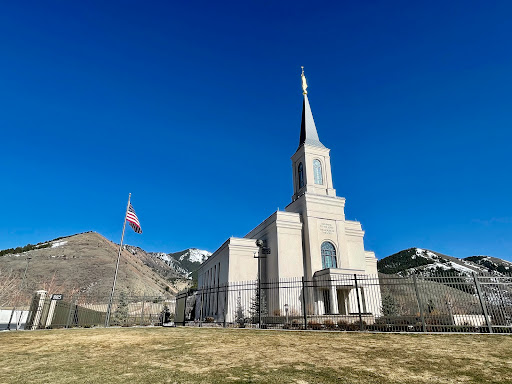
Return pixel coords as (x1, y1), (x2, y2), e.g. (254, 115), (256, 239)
(378, 247), (512, 277)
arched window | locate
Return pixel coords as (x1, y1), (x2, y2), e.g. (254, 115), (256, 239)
(321, 241), (337, 269)
(313, 159), (323, 185)
(298, 162), (304, 189)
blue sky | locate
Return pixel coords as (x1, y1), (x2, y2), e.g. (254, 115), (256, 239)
(1, 1), (511, 260)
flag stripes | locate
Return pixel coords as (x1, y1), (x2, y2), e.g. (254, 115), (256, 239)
(126, 203), (142, 234)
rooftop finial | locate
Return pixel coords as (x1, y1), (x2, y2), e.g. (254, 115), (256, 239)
(298, 68), (324, 149)
(301, 66), (308, 95)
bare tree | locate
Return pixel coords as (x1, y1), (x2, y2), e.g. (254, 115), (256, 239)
(40, 272), (59, 294)
(0, 268), (21, 307)
(37, 272), (82, 303)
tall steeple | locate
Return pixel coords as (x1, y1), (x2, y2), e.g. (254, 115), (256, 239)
(288, 67), (336, 201)
(299, 67), (325, 149)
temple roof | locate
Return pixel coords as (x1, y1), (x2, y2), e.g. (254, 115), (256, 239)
(299, 93), (325, 149)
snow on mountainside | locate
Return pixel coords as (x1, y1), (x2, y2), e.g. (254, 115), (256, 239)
(140, 248), (212, 280)
(378, 247), (511, 277)
(168, 248), (212, 280)
(179, 249), (211, 264)
(147, 252), (189, 277)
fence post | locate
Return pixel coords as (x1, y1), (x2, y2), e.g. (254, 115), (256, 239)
(258, 276), (262, 329)
(199, 288), (204, 327)
(30, 290), (48, 330)
(140, 293), (146, 326)
(223, 284), (228, 328)
(7, 306), (16, 331)
(182, 290), (188, 326)
(412, 274), (426, 332)
(301, 277), (308, 330)
(354, 274), (364, 331)
(472, 272), (493, 334)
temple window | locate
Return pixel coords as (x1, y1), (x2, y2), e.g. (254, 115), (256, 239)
(313, 159), (323, 184)
(321, 241), (337, 269)
(298, 162), (304, 189)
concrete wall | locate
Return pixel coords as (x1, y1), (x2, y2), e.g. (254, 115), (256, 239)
(0, 309), (29, 330)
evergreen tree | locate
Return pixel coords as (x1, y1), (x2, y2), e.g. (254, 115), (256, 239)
(381, 293), (399, 316)
(249, 281), (268, 323)
(112, 292), (129, 326)
(234, 292), (245, 327)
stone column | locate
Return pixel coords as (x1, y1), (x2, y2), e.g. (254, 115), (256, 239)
(31, 290), (47, 330)
(329, 285), (339, 314)
(45, 298), (58, 328)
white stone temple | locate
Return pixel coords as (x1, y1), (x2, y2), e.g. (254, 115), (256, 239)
(196, 69), (381, 321)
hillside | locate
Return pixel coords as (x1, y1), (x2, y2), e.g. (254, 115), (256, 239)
(378, 247), (512, 277)
(0, 232), (182, 301)
(124, 246), (211, 286)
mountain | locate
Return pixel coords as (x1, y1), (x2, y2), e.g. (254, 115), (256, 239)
(378, 247), (512, 277)
(463, 255), (512, 275)
(165, 248), (211, 281)
(127, 246), (212, 282)
(0, 232), (182, 301)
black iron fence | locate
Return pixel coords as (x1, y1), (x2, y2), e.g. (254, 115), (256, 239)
(1, 290), (176, 330)
(175, 272), (512, 333)
(2, 271), (511, 333)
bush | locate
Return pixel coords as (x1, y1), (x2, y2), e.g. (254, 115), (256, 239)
(308, 320), (322, 330)
(346, 322), (360, 331)
(337, 320), (349, 331)
(337, 320), (363, 331)
(323, 319), (336, 330)
(205, 317), (214, 323)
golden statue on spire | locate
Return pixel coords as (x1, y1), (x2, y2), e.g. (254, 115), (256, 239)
(301, 66), (308, 95)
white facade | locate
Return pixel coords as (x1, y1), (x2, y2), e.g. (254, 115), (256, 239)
(197, 74), (381, 322)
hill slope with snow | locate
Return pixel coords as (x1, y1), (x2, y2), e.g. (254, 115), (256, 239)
(378, 248), (512, 277)
(148, 248), (212, 281)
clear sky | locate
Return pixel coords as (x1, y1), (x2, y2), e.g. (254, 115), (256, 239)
(1, 1), (511, 260)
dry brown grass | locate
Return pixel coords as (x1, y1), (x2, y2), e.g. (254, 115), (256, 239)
(1, 327), (512, 383)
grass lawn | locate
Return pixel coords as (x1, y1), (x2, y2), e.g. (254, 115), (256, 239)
(1, 327), (511, 383)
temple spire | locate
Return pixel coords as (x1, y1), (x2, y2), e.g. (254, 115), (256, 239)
(299, 68), (325, 148)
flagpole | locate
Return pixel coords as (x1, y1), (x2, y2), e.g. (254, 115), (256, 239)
(105, 193), (131, 327)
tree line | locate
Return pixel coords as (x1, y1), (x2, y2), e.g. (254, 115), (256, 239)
(0, 242), (50, 257)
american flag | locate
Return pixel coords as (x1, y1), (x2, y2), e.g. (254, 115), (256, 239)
(126, 203), (142, 234)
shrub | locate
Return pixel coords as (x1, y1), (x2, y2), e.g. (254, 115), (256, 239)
(205, 317), (214, 323)
(346, 322), (359, 331)
(323, 319), (336, 330)
(308, 320), (322, 330)
(337, 320), (349, 331)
